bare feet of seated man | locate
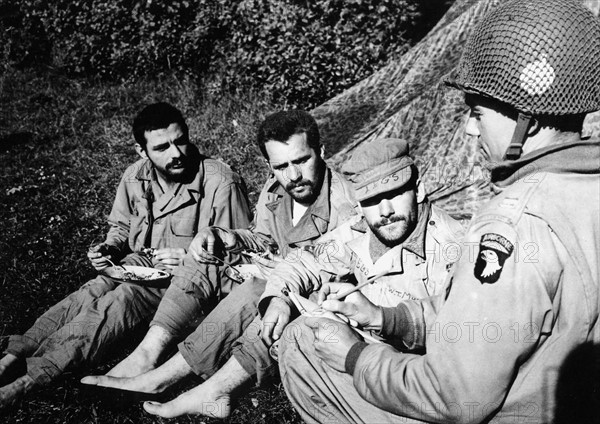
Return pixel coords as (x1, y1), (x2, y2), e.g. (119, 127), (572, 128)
(0, 354), (32, 409)
(142, 356), (250, 419)
(0, 375), (35, 409)
(0, 354), (26, 386)
(101, 325), (173, 379)
(81, 350), (192, 395)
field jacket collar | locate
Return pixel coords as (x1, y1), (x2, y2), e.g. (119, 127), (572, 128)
(135, 151), (204, 219)
(491, 137), (600, 188)
(265, 167), (332, 244)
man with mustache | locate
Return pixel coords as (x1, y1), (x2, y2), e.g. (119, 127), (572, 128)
(81, 109), (358, 416)
(0, 102), (252, 408)
(83, 137), (463, 420)
(277, 1), (600, 422)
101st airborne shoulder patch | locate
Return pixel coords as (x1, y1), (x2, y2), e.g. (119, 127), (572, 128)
(474, 233), (514, 284)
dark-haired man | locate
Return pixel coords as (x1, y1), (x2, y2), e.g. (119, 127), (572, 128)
(0, 102), (251, 408)
(278, 1), (600, 423)
(81, 109), (358, 418)
(83, 137), (464, 420)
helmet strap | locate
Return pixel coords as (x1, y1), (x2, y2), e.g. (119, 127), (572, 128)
(504, 112), (532, 160)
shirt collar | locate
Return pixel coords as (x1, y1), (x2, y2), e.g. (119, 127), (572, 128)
(401, 200), (430, 259)
(136, 156), (204, 216)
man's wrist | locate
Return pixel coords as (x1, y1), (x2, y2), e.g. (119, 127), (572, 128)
(213, 227), (240, 251)
(363, 306), (384, 333)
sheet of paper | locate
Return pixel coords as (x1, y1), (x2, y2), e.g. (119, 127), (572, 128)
(288, 292), (383, 344)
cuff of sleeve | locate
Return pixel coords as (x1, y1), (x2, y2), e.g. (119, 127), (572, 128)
(380, 303), (416, 348)
(345, 342), (369, 375)
(258, 295), (293, 317)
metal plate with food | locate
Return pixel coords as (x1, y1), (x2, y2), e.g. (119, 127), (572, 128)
(103, 265), (171, 288)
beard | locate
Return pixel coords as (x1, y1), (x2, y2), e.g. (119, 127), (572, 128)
(368, 214), (414, 246)
(285, 179), (318, 203)
(155, 159), (190, 183)
(154, 147), (200, 184)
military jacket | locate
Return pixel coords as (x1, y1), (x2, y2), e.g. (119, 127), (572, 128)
(215, 167), (358, 269)
(352, 139), (600, 423)
(258, 202), (464, 315)
(105, 155), (251, 255)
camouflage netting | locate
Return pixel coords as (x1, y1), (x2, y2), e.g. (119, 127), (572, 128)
(315, 0), (600, 221)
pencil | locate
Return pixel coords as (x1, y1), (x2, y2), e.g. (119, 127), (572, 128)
(328, 270), (391, 301)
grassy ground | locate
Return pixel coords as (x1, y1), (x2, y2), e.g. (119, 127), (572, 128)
(0, 67), (302, 423)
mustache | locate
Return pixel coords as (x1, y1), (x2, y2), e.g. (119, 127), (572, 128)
(166, 158), (186, 169)
(285, 180), (312, 191)
(373, 215), (405, 228)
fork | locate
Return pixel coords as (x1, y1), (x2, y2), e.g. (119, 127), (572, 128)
(104, 257), (127, 272)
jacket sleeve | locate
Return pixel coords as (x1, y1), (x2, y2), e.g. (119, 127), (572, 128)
(105, 174), (133, 253)
(258, 238), (354, 314)
(209, 180), (252, 231)
(215, 183), (278, 254)
(379, 292), (447, 351)
(350, 213), (565, 423)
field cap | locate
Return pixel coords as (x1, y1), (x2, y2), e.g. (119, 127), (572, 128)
(341, 138), (414, 202)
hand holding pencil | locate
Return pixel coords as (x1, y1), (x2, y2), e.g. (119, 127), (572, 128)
(317, 282), (384, 334)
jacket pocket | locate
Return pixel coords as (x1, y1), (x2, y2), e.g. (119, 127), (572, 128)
(169, 215), (197, 238)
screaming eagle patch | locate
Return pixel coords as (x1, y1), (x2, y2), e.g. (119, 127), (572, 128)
(474, 233), (514, 284)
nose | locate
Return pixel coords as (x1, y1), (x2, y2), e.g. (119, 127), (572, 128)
(287, 165), (302, 182)
(169, 143), (182, 158)
(465, 113), (480, 137)
(378, 199), (394, 218)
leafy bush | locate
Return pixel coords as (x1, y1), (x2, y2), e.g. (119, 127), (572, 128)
(219, 0), (420, 107)
(0, 0), (435, 108)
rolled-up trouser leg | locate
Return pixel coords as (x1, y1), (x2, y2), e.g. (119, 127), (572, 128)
(178, 276), (266, 378)
(278, 316), (418, 424)
(4, 278), (118, 358)
(231, 314), (276, 385)
(25, 281), (165, 385)
(4, 253), (152, 359)
(150, 251), (245, 338)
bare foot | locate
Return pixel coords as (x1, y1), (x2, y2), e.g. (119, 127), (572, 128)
(81, 374), (162, 394)
(82, 352), (193, 394)
(143, 385), (231, 419)
(0, 354), (24, 386)
(0, 375), (35, 409)
(106, 347), (159, 378)
(142, 355), (251, 418)
(107, 326), (174, 377)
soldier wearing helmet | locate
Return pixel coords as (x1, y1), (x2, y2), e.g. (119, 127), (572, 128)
(275, 0), (600, 423)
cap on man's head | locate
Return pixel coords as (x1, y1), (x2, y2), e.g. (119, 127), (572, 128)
(341, 138), (414, 202)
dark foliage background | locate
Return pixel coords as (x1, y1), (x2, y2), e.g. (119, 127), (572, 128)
(0, 0), (452, 108)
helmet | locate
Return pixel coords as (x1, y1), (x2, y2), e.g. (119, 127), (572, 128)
(447, 0), (600, 116)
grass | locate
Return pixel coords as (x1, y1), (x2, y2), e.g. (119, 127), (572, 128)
(0, 66), (302, 423)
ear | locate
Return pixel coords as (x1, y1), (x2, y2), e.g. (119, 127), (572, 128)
(135, 143), (148, 160)
(416, 179), (426, 203)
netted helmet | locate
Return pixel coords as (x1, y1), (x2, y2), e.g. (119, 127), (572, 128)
(447, 0), (600, 116)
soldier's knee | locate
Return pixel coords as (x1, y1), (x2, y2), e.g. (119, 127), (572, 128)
(280, 316), (312, 355)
